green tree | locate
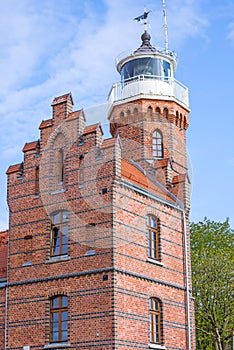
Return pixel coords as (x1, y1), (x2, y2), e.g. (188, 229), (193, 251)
(190, 218), (234, 350)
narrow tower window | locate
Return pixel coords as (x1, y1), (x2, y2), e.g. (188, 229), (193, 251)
(58, 149), (64, 184)
(148, 106), (153, 117)
(79, 155), (84, 187)
(147, 215), (160, 260)
(50, 295), (68, 343)
(134, 107), (138, 117)
(149, 298), (162, 344)
(152, 130), (163, 158)
(163, 108), (168, 119)
(175, 111), (179, 126)
(35, 166), (39, 196)
(51, 211), (69, 256)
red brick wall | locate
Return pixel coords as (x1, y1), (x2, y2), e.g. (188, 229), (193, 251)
(4, 93), (195, 349)
(0, 286), (6, 349)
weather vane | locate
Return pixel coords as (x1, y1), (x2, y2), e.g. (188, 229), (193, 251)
(134, 9), (152, 32)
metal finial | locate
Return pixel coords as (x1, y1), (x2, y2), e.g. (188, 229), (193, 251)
(134, 9), (152, 32)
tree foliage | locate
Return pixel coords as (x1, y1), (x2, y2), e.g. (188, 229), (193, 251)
(190, 218), (234, 350)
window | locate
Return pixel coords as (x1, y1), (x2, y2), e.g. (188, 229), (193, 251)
(149, 298), (162, 344)
(148, 106), (153, 117)
(147, 215), (160, 260)
(152, 130), (163, 158)
(163, 108), (168, 120)
(58, 149), (64, 183)
(133, 107), (138, 118)
(79, 155), (84, 187)
(51, 211), (69, 256)
(50, 295), (68, 343)
(35, 166), (39, 196)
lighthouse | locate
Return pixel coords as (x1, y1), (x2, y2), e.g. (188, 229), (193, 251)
(1, 8), (195, 350)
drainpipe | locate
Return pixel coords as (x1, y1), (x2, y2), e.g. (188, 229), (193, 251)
(4, 232), (9, 350)
(4, 283), (8, 350)
(182, 210), (191, 350)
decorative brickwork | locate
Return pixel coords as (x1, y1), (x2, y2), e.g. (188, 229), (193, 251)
(0, 85), (195, 349)
(0, 26), (195, 349)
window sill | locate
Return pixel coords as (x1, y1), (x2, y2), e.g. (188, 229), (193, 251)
(22, 261), (32, 267)
(149, 344), (166, 349)
(147, 257), (164, 266)
(44, 343), (70, 349)
(51, 188), (66, 195)
(46, 255), (70, 264)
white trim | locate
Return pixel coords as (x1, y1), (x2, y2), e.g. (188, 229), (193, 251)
(51, 188), (66, 195)
(147, 257), (164, 267)
(46, 255), (70, 264)
(44, 343), (70, 349)
(148, 344), (166, 349)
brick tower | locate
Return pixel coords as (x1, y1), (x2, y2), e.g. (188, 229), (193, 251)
(0, 15), (195, 350)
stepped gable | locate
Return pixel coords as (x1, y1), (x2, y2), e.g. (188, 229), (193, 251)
(6, 163), (23, 175)
(83, 123), (103, 135)
(22, 140), (39, 152)
(51, 92), (73, 106)
(39, 119), (53, 130)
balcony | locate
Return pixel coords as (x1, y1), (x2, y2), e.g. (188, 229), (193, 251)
(108, 75), (189, 113)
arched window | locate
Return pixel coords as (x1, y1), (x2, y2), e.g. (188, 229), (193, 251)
(51, 211), (69, 256)
(155, 107), (161, 121)
(149, 298), (162, 344)
(147, 215), (160, 260)
(163, 108), (168, 119)
(50, 295), (68, 343)
(152, 130), (163, 158)
(175, 111), (179, 126)
(179, 113), (183, 128)
(119, 111), (125, 126)
(133, 107), (138, 119)
(148, 106), (153, 117)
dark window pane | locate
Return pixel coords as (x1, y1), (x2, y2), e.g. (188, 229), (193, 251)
(62, 235), (68, 245)
(151, 218), (156, 228)
(153, 299), (159, 310)
(52, 298), (59, 309)
(150, 314), (153, 341)
(61, 330), (68, 341)
(62, 311), (68, 321)
(62, 244), (68, 254)
(53, 243), (60, 255)
(62, 296), (68, 307)
(52, 331), (59, 342)
(62, 212), (69, 222)
(62, 225), (68, 235)
(62, 320), (68, 331)
(52, 312), (59, 321)
(52, 321), (59, 332)
(53, 213), (60, 224)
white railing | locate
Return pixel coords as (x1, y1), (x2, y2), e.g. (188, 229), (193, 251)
(115, 48), (177, 67)
(108, 75), (189, 111)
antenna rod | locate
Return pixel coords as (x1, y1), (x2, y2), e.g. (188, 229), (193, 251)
(162, 0), (169, 53)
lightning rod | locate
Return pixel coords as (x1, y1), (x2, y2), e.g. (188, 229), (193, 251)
(162, 0), (169, 54)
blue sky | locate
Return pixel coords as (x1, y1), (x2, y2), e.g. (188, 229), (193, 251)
(0, 0), (233, 230)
